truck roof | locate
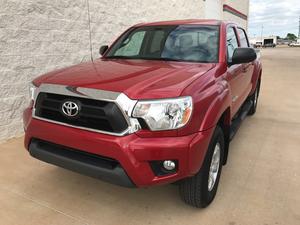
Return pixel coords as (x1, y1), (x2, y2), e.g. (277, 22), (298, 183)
(134, 19), (229, 27)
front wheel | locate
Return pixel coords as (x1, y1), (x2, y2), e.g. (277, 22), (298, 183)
(179, 126), (224, 208)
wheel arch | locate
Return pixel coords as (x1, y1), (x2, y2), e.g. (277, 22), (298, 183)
(250, 63), (263, 95)
(199, 82), (232, 132)
(216, 108), (231, 165)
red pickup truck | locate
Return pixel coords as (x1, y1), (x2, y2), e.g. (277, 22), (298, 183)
(23, 19), (262, 208)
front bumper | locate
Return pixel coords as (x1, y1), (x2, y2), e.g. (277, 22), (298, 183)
(29, 138), (135, 187)
(24, 107), (214, 187)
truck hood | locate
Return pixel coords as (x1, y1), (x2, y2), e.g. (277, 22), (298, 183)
(35, 59), (215, 99)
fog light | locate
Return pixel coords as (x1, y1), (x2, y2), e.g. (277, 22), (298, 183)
(163, 160), (176, 171)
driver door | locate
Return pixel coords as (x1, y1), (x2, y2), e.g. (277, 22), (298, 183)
(226, 26), (245, 116)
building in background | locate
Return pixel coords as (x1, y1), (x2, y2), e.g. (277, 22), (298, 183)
(205, 0), (249, 29)
(0, 0), (249, 141)
(250, 36), (278, 47)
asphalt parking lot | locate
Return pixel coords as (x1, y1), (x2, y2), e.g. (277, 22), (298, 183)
(0, 47), (299, 225)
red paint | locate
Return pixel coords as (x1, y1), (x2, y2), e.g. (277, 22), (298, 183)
(223, 4), (248, 20)
(24, 20), (262, 187)
(34, 59), (215, 100)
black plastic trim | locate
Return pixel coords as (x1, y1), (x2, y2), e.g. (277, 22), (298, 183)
(229, 100), (253, 140)
(35, 92), (128, 133)
(29, 139), (135, 188)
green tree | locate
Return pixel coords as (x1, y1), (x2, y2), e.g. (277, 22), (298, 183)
(286, 33), (297, 41)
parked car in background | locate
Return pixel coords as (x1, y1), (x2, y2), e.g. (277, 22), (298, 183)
(23, 20), (262, 208)
(253, 42), (262, 48)
(289, 42), (300, 47)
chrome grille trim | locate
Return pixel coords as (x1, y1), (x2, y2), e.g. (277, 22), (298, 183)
(32, 84), (141, 136)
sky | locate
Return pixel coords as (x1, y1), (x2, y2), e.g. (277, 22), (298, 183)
(248, 0), (300, 38)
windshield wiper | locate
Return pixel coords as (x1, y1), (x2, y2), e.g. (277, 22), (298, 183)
(105, 55), (137, 59)
(105, 56), (209, 63)
(136, 57), (182, 62)
(159, 57), (182, 62)
(160, 57), (212, 63)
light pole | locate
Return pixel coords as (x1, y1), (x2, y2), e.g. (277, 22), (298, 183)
(260, 25), (264, 47)
(298, 16), (300, 39)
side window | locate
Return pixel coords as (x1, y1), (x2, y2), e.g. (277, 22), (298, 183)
(237, 28), (249, 47)
(115, 31), (146, 56)
(226, 27), (239, 63)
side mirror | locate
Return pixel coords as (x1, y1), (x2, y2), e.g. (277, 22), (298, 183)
(99, 45), (109, 56)
(231, 48), (257, 65)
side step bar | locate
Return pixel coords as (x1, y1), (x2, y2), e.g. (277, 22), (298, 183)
(229, 100), (253, 140)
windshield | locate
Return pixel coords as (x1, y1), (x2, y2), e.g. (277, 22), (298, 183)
(105, 25), (219, 63)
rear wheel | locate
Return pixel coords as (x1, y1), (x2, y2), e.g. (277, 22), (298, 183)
(179, 126), (224, 208)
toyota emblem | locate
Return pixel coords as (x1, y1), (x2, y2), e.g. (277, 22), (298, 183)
(62, 101), (79, 117)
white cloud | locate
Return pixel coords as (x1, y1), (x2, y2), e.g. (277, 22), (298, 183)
(248, 0), (300, 38)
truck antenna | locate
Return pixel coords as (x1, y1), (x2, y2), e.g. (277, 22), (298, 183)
(86, 0), (93, 62)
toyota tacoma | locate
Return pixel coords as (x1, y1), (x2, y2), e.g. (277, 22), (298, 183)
(23, 20), (262, 208)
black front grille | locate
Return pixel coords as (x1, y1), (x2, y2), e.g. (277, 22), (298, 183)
(34, 93), (128, 133)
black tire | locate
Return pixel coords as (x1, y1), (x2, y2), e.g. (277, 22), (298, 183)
(248, 79), (261, 116)
(179, 126), (224, 208)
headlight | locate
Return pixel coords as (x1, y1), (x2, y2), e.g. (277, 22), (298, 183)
(29, 82), (37, 101)
(132, 96), (193, 131)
